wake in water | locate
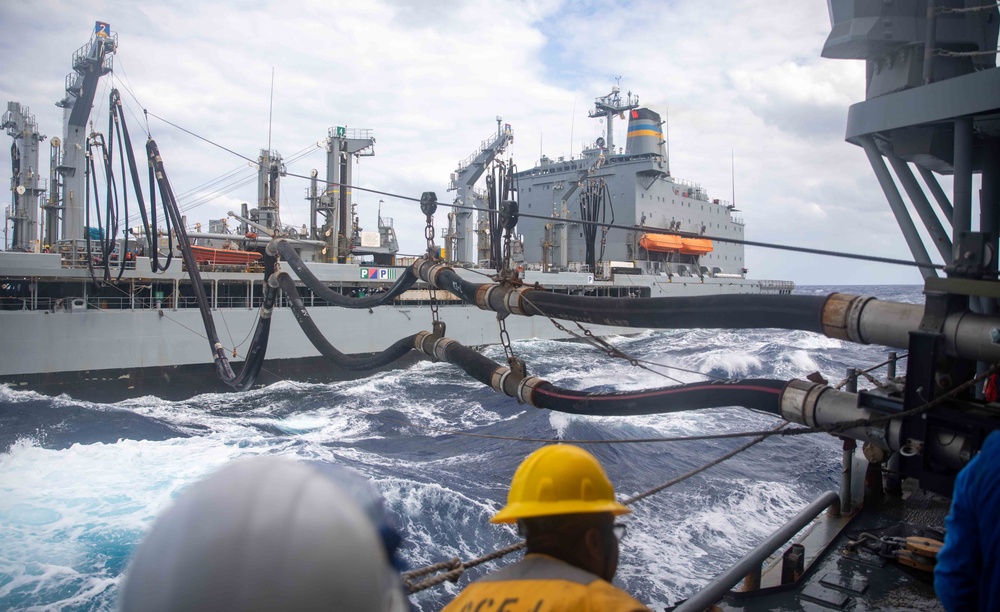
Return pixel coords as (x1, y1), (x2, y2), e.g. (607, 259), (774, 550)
(0, 286), (921, 610)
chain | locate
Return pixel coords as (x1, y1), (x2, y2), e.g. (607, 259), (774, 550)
(524, 298), (685, 385)
(420, 192), (440, 325)
(497, 315), (514, 361)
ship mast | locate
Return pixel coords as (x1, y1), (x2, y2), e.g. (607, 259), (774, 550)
(587, 84), (639, 155)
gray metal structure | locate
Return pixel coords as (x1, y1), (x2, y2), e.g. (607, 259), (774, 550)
(55, 23), (116, 243)
(2, 103), (45, 251)
(823, 0), (1000, 280)
(318, 127), (375, 263)
(446, 119), (513, 264)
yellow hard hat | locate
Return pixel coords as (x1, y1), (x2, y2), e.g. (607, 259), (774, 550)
(490, 445), (630, 524)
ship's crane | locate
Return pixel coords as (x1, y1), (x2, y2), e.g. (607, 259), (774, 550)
(55, 21), (117, 243)
(447, 117), (512, 264)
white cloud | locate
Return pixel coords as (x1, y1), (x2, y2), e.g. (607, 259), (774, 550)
(0, 0), (960, 283)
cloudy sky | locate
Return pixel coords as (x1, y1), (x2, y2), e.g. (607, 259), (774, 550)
(0, 0), (966, 284)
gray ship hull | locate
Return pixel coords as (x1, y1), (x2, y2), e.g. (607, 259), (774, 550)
(0, 252), (789, 400)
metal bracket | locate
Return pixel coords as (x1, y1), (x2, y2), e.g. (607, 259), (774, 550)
(945, 231), (992, 278)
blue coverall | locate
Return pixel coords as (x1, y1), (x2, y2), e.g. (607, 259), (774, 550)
(935, 429), (1000, 612)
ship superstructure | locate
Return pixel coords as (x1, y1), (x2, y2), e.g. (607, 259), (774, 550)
(512, 87), (746, 278)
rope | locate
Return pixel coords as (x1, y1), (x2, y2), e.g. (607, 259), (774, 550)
(937, 2), (999, 13)
(145, 111), (940, 271)
(403, 543), (527, 593)
(403, 421), (789, 593)
(623, 421), (789, 504)
(934, 48), (1000, 57)
(833, 353), (907, 390)
(398, 364), (996, 593)
(517, 290), (717, 384)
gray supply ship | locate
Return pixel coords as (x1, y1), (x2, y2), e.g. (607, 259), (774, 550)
(0, 22), (790, 401)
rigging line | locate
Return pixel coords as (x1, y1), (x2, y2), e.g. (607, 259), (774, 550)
(157, 310), (250, 360)
(623, 421), (790, 505)
(135, 112), (936, 270)
(176, 174), (258, 212)
(110, 60), (150, 135)
(174, 164), (254, 199)
(937, 2), (999, 13)
(833, 352), (908, 390)
(219, 307), (236, 354)
(441, 268), (731, 382)
(825, 362), (1000, 434)
(330, 400), (803, 445)
(517, 289), (694, 385)
(280, 168), (944, 271)
(111, 76), (150, 137)
(934, 48), (1000, 57)
(145, 111), (257, 164)
(404, 419), (791, 593)
(233, 304), (263, 350)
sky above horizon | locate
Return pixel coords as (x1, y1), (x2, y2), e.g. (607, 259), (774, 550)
(0, 0), (971, 284)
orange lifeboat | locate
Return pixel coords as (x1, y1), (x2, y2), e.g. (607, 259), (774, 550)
(188, 245), (262, 265)
(680, 238), (713, 255)
(639, 233), (683, 252)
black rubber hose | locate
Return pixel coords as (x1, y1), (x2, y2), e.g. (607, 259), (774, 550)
(436, 335), (787, 417)
(276, 273), (417, 370)
(529, 379), (786, 417)
(420, 261), (829, 333)
(229, 256), (278, 390)
(273, 240), (418, 308)
(431, 267), (481, 304)
(520, 291), (829, 333)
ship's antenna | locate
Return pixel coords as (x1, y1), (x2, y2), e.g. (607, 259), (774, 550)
(731, 148), (736, 207)
(569, 98), (576, 158)
(267, 67), (275, 154)
(665, 107), (670, 167)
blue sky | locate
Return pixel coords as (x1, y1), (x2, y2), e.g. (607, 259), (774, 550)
(0, 0), (970, 284)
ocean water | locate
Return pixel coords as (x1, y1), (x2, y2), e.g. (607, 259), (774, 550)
(0, 285), (923, 610)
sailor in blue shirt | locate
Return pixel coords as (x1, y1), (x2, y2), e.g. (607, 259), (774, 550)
(935, 429), (1000, 612)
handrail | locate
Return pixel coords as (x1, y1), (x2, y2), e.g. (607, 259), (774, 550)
(673, 490), (839, 612)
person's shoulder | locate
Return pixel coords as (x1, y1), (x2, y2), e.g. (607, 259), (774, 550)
(982, 430), (1000, 455)
(586, 578), (652, 611)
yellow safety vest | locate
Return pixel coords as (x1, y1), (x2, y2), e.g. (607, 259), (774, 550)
(441, 553), (651, 612)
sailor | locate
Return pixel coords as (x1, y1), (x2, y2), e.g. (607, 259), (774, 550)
(442, 444), (651, 612)
(935, 429), (1000, 612)
(119, 456), (409, 612)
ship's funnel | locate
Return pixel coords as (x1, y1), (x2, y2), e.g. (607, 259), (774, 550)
(626, 108), (665, 158)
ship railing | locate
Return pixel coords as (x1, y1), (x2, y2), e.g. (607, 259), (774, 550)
(0, 292), (484, 313)
(673, 491), (840, 612)
(454, 130), (508, 174)
(327, 127), (373, 141)
(759, 279), (796, 294)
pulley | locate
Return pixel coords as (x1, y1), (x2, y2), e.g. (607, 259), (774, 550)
(420, 192), (438, 216)
(499, 200), (518, 231)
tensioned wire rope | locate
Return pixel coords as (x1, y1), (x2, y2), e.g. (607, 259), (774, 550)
(137, 109), (948, 592)
(107, 106), (924, 410)
(400, 363), (999, 593)
(122, 82), (963, 596)
(141, 112), (945, 272)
